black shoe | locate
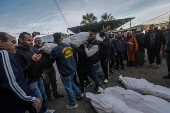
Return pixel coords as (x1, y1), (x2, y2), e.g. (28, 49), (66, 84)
(75, 82), (80, 87)
(98, 74), (101, 77)
(109, 70), (114, 73)
(116, 68), (120, 71)
(53, 94), (64, 98)
(147, 64), (153, 68)
(76, 93), (84, 99)
(94, 88), (100, 94)
(47, 96), (52, 101)
(163, 75), (170, 79)
(121, 67), (125, 70)
(81, 87), (84, 93)
(84, 81), (92, 88)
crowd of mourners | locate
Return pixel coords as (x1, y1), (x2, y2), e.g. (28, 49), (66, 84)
(0, 22), (170, 113)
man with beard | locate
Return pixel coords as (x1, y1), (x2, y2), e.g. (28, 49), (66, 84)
(33, 38), (64, 101)
(144, 24), (163, 69)
(0, 32), (42, 113)
(84, 28), (101, 93)
(113, 32), (126, 70)
(126, 31), (138, 67)
(16, 32), (55, 113)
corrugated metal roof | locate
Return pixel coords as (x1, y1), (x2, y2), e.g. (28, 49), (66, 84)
(68, 17), (135, 33)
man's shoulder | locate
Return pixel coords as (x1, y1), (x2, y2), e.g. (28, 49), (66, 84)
(104, 38), (111, 42)
(0, 49), (14, 57)
(0, 49), (16, 62)
(164, 31), (170, 35)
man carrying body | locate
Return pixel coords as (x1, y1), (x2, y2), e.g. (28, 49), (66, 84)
(33, 38), (64, 101)
(84, 28), (101, 93)
(51, 33), (83, 109)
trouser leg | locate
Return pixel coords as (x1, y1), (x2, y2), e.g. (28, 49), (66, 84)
(147, 48), (155, 64)
(165, 53), (170, 76)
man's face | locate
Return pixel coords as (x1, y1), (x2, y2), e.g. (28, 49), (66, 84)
(34, 38), (42, 46)
(89, 32), (96, 40)
(118, 32), (122, 36)
(101, 36), (105, 39)
(20, 34), (33, 47)
(0, 34), (17, 53)
(149, 26), (155, 31)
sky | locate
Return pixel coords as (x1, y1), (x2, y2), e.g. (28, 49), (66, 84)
(0, 0), (170, 37)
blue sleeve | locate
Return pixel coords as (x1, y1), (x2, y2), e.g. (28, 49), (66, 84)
(50, 47), (58, 63)
(0, 50), (36, 105)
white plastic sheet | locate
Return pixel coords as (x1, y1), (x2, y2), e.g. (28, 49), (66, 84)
(96, 36), (103, 41)
(102, 86), (170, 113)
(68, 32), (89, 47)
(119, 75), (170, 101)
(86, 92), (143, 113)
(39, 43), (57, 54)
(63, 38), (71, 44)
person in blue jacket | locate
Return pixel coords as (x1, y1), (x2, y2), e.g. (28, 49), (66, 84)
(0, 32), (42, 113)
(51, 33), (83, 109)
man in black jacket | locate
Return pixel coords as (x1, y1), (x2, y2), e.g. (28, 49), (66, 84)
(0, 32), (41, 113)
(161, 24), (170, 79)
(16, 32), (55, 113)
(135, 29), (145, 66)
(84, 28), (101, 93)
(33, 38), (64, 101)
(99, 32), (111, 84)
(70, 43), (91, 93)
(113, 34), (126, 70)
(144, 24), (163, 69)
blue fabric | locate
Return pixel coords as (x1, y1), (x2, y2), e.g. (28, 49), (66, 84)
(51, 43), (76, 76)
(113, 39), (126, 53)
(88, 64), (100, 89)
(61, 72), (81, 105)
(27, 78), (47, 113)
(162, 31), (170, 52)
(0, 49), (35, 113)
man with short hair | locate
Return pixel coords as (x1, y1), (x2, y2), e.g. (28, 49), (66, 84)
(51, 33), (83, 109)
(33, 38), (64, 101)
(84, 28), (101, 93)
(0, 32), (42, 113)
(114, 32), (126, 70)
(99, 32), (111, 83)
(144, 24), (163, 69)
(161, 24), (170, 79)
(16, 32), (55, 113)
(34, 38), (43, 50)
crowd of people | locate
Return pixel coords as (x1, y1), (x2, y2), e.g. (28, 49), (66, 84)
(0, 23), (170, 113)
